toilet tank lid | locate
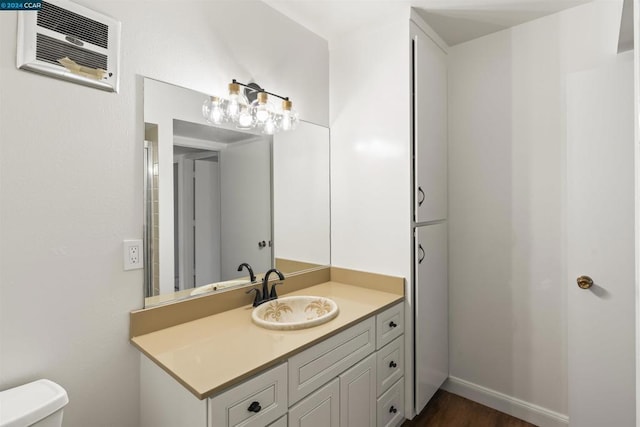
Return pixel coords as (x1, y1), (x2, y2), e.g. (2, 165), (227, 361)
(0, 379), (68, 427)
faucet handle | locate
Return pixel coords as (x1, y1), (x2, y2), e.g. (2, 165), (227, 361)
(245, 287), (261, 307)
(269, 282), (284, 299)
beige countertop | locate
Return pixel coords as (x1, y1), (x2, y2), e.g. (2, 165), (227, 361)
(131, 280), (403, 400)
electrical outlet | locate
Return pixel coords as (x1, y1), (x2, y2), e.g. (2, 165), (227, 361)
(123, 239), (143, 271)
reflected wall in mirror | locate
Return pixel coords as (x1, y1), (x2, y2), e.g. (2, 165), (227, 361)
(143, 78), (330, 307)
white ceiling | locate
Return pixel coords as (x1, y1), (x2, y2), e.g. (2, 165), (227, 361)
(173, 119), (255, 144)
(263, 0), (594, 46)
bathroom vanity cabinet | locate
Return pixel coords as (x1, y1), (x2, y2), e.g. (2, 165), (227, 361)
(140, 302), (405, 427)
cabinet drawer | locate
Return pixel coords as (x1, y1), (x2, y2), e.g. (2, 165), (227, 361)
(376, 303), (404, 349)
(288, 317), (375, 405)
(377, 377), (404, 427)
(376, 336), (404, 396)
(209, 363), (287, 427)
(289, 378), (339, 427)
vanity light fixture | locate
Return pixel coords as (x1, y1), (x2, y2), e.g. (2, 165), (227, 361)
(202, 79), (298, 134)
(202, 96), (225, 124)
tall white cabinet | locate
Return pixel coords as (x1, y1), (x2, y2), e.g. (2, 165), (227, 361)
(329, 9), (448, 419)
(413, 22), (448, 224)
(411, 20), (449, 414)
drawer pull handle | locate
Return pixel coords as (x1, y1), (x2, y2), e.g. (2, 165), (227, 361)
(247, 401), (261, 413)
(389, 406), (398, 414)
(389, 321), (397, 328)
(389, 361), (397, 368)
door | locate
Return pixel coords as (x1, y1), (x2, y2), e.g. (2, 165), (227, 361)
(414, 223), (448, 412)
(339, 353), (376, 426)
(289, 378), (340, 427)
(412, 22), (447, 224)
(220, 137), (272, 280)
(194, 156), (221, 286)
(566, 56), (635, 426)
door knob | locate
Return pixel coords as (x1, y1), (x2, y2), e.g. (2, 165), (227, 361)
(577, 275), (594, 289)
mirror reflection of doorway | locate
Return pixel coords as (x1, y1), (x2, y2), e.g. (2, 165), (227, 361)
(173, 147), (221, 291)
(171, 135), (272, 292)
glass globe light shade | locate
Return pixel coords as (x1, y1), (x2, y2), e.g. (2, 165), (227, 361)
(202, 97), (212, 119)
(225, 82), (248, 122)
(207, 96), (225, 124)
(237, 106), (255, 129)
(250, 92), (275, 125)
(263, 116), (279, 135)
(279, 99), (299, 131)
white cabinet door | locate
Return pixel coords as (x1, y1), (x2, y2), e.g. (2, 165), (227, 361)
(566, 56), (635, 426)
(414, 223), (448, 413)
(339, 353), (376, 427)
(289, 378), (339, 427)
(412, 22), (447, 223)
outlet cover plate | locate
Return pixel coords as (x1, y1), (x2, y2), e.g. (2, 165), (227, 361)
(123, 239), (143, 271)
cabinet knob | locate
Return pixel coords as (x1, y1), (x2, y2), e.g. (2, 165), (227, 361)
(418, 187), (425, 206)
(247, 401), (261, 413)
(389, 406), (398, 414)
(389, 361), (397, 368)
(389, 321), (397, 328)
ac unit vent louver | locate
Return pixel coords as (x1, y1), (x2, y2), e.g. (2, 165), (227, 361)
(17, 0), (121, 92)
(36, 33), (108, 70)
(38, 2), (109, 48)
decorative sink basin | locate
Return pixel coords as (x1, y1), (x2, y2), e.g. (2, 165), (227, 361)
(251, 296), (339, 330)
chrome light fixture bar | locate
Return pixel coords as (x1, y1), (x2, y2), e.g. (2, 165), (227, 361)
(202, 79), (299, 135)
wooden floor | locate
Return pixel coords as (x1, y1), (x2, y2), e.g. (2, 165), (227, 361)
(402, 390), (537, 427)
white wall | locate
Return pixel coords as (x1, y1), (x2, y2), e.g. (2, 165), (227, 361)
(447, 0), (623, 418)
(0, 2), (328, 426)
(273, 121), (330, 265)
(329, 6), (414, 416)
(330, 11), (411, 280)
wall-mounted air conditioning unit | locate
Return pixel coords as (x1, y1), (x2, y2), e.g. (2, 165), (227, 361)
(17, 0), (121, 92)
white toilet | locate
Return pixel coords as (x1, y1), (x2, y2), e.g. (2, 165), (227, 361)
(0, 380), (68, 427)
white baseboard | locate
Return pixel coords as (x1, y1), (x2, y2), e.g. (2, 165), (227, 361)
(442, 376), (569, 427)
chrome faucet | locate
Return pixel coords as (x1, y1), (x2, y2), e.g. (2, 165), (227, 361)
(237, 262), (257, 283)
(245, 268), (285, 307)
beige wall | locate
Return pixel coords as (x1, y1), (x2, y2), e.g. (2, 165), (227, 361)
(0, 2), (328, 426)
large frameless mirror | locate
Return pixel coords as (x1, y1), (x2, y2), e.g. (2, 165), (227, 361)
(142, 78), (330, 307)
